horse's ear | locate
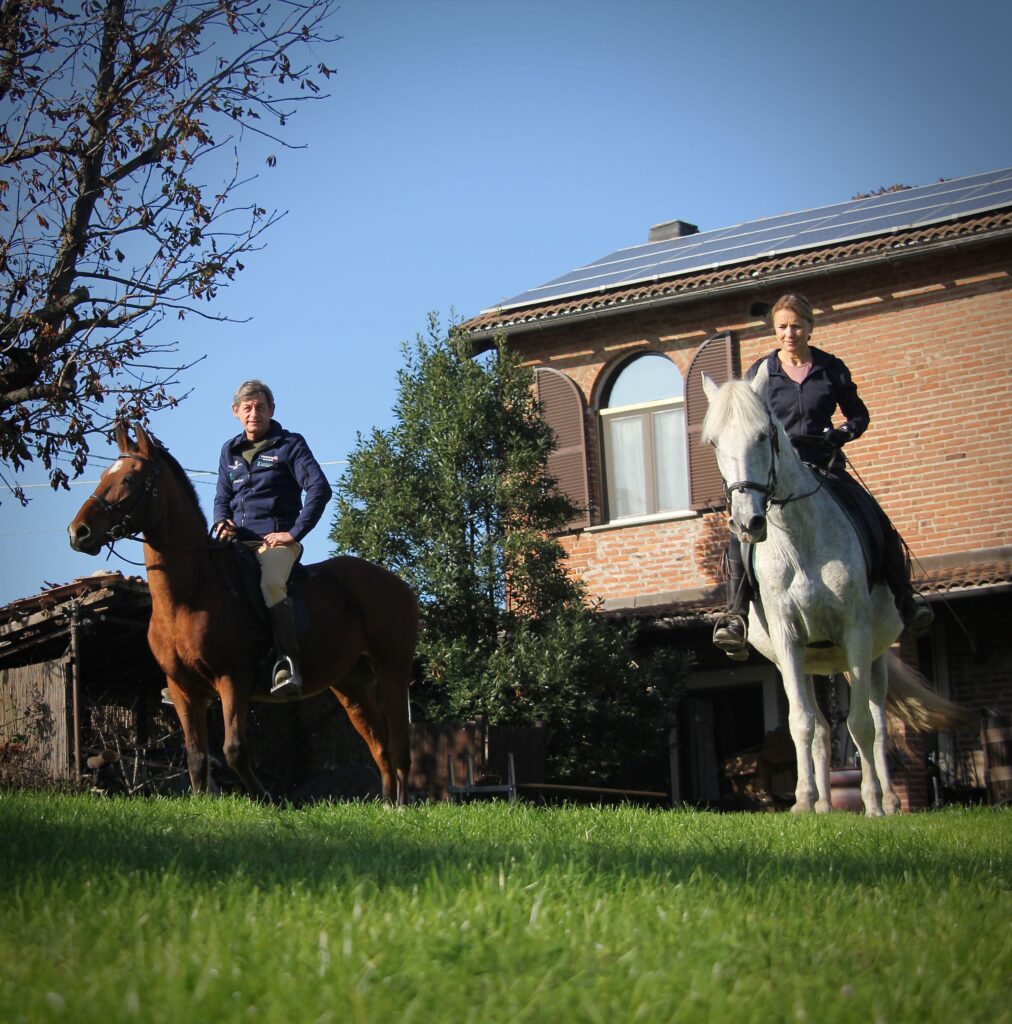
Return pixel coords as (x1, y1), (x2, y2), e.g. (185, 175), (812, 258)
(115, 421), (133, 453)
(134, 422), (155, 457)
(701, 372), (719, 403)
(750, 362), (770, 401)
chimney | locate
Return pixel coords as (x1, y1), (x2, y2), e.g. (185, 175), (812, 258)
(647, 219), (699, 243)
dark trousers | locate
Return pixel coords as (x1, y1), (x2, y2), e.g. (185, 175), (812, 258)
(724, 534), (750, 615)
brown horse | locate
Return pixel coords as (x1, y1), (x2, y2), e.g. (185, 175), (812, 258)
(68, 422), (417, 804)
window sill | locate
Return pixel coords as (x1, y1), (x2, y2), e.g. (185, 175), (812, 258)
(585, 508), (700, 533)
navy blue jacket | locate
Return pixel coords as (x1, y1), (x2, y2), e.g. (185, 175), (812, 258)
(746, 347), (870, 468)
(213, 421), (332, 543)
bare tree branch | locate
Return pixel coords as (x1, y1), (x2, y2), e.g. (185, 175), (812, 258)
(0, 0), (341, 502)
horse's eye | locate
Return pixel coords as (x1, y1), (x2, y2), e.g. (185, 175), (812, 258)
(123, 474), (135, 487)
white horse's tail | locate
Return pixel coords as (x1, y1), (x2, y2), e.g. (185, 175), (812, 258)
(884, 652), (975, 736)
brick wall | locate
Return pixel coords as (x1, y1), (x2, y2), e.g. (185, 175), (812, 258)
(515, 240), (1012, 606)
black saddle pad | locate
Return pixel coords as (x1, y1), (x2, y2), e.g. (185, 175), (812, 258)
(821, 471), (885, 588)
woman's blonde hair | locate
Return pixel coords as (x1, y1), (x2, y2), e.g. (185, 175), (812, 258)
(770, 293), (815, 327)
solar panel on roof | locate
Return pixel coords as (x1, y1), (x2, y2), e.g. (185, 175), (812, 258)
(487, 167), (1012, 312)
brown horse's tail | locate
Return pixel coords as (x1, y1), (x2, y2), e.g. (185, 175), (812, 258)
(885, 651), (975, 745)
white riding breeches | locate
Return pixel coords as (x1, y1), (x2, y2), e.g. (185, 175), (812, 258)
(251, 541), (303, 608)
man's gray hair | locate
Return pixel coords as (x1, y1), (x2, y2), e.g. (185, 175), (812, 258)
(232, 379), (275, 411)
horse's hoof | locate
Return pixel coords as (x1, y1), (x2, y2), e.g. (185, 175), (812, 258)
(883, 793), (902, 815)
(864, 805), (885, 818)
(791, 801), (814, 814)
(815, 800), (833, 814)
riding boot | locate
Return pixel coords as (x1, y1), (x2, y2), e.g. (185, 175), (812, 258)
(713, 544), (751, 661)
(881, 525), (934, 639)
(268, 598), (303, 697)
(899, 592), (934, 639)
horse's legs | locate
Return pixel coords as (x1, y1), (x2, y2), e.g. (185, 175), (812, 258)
(218, 681), (270, 801)
(870, 654), (901, 815)
(331, 661), (398, 803)
(374, 669), (410, 806)
(169, 679), (214, 794)
(844, 646), (885, 817)
(365, 650), (412, 806)
(803, 675), (833, 813)
(777, 649), (820, 813)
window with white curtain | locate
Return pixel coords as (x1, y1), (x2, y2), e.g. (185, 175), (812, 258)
(600, 352), (688, 520)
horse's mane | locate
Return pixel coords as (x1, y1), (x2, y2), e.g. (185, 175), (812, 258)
(152, 441), (207, 524)
(701, 378), (770, 444)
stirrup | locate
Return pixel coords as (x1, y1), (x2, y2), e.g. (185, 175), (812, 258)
(271, 656), (303, 697)
(160, 687), (213, 709)
(713, 614), (749, 661)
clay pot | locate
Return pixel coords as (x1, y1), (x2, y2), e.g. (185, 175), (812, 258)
(829, 767), (864, 812)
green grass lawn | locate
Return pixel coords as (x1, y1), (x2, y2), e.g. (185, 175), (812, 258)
(1, 792), (1009, 1024)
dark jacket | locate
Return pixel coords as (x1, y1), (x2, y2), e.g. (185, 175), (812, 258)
(745, 347), (870, 468)
(213, 421), (332, 543)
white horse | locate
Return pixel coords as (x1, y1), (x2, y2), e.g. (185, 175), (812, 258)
(701, 366), (968, 816)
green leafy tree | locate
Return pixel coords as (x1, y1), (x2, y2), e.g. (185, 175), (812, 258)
(0, 0), (340, 502)
(332, 317), (690, 785)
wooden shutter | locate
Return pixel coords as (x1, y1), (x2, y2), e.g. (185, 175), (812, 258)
(685, 332), (739, 511)
(535, 367), (591, 531)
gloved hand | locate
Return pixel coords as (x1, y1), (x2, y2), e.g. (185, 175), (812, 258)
(823, 426), (851, 449)
(212, 519), (237, 540)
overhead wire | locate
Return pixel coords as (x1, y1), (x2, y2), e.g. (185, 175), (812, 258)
(0, 460), (349, 536)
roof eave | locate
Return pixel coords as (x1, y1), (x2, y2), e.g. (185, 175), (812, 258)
(465, 218), (1012, 350)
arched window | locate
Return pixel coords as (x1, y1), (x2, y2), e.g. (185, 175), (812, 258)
(600, 352), (688, 520)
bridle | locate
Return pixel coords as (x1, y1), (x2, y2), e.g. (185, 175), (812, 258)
(721, 417), (781, 511)
(84, 448), (227, 565)
(720, 414), (824, 511)
(85, 451), (161, 543)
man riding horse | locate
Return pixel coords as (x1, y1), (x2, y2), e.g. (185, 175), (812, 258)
(213, 379), (332, 696)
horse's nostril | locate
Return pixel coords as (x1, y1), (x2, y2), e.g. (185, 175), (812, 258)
(747, 515), (766, 534)
(69, 522), (91, 551)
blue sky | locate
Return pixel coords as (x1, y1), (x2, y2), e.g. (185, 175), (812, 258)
(2, 0), (1011, 606)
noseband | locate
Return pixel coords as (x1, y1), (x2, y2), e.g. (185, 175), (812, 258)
(86, 452), (160, 541)
(722, 418), (781, 511)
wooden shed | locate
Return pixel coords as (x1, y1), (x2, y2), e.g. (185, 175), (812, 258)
(0, 572), (159, 786)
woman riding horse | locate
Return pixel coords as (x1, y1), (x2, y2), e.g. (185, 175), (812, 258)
(712, 294), (934, 659)
(213, 379), (332, 696)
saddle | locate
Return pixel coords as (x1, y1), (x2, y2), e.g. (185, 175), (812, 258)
(215, 541), (312, 690)
(224, 540), (311, 620)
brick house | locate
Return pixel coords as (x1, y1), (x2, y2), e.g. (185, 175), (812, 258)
(464, 168), (1012, 809)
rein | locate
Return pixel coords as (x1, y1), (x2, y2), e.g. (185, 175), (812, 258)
(88, 449), (225, 558)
